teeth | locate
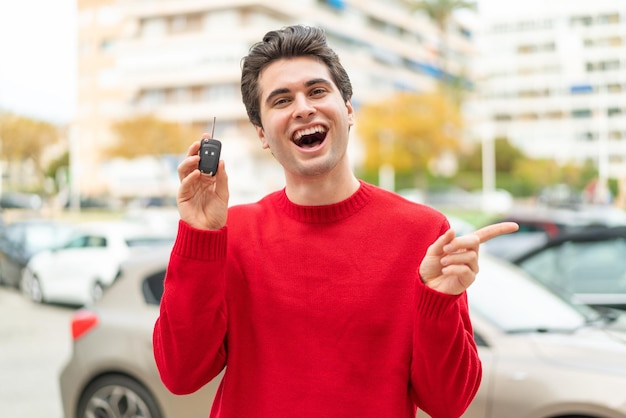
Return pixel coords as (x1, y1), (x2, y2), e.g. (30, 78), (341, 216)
(293, 125), (326, 141)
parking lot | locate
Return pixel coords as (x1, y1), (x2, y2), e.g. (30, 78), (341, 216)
(0, 285), (75, 418)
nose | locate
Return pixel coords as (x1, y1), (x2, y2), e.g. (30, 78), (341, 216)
(292, 94), (315, 119)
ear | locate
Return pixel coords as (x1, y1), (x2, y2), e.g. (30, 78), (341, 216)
(255, 125), (270, 149)
(346, 99), (355, 127)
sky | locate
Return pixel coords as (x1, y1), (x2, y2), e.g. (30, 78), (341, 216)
(0, 0), (77, 124)
(0, 0), (530, 126)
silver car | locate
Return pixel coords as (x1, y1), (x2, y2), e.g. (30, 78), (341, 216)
(59, 246), (219, 418)
(60, 246), (626, 418)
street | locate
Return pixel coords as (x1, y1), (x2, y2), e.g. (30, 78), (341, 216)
(0, 284), (75, 418)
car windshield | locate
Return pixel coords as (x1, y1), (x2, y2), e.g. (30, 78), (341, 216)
(468, 255), (595, 333)
(24, 224), (75, 253)
(517, 237), (626, 295)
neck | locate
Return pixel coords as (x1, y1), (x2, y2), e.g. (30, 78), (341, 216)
(284, 165), (360, 206)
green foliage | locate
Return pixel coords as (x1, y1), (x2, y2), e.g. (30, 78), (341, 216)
(458, 137), (524, 172)
(45, 151), (69, 180)
(456, 138), (599, 198)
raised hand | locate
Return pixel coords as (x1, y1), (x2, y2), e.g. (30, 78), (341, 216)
(176, 137), (229, 231)
(419, 222), (519, 295)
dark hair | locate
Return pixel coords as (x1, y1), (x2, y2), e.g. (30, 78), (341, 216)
(240, 25), (353, 128)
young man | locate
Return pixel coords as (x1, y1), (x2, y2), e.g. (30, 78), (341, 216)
(153, 25), (517, 418)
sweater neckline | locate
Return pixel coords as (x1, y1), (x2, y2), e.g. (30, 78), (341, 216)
(274, 180), (373, 224)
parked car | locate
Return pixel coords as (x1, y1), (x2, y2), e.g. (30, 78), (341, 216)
(59, 245), (219, 418)
(0, 191), (43, 210)
(60, 246), (626, 418)
(509, 225), (626, 312)
(20, 221), (175, 306)
(0, 219), (76, 288)
(481, 205), (626, 259)
(456, 255), (626, 418)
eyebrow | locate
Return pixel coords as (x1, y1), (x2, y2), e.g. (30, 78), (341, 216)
(264, 78), (333, 106)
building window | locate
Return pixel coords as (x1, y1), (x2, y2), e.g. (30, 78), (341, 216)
(519, 89), (549, 97)
(169, 13), (203, 34)
(202, 84), (238, 101)
(170, 15), (188, 33)
(585, 36), (623, 47)
(570, 84), (594, 94)
(518, 44), (535, 54)
(578, 132), (596, 141)
(570, 15), (593, 27)
(597, 13), (620, 24)
(608, 107), (623, 117)
(587, 60), (621, 72)
(609, 131), (623, 140)
(519, 113), (539, 120)
(572, 109), (592, 118)
(545, 111), (564, 119)
(141, 18), (167, 38)
(166, 87), (191, 104)
(137, 89), (166, 110)
(607, 84), (623, 93)
(190, 86), (205, 103)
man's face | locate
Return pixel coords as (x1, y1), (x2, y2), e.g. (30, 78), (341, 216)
(255, 56), (354, 179)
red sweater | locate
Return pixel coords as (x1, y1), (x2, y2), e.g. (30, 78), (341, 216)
(153, 181), (481, 418)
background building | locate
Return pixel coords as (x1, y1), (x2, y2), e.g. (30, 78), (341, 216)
(74, 0), (474, 204)
(470, 0), (626, 186)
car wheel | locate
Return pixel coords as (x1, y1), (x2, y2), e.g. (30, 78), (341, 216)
(76, 375), (162, 418)
(22, 269), (44, 304)
(92, 281), (104, 303)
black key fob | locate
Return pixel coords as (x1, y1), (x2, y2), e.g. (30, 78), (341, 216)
(198, 138), (221, 176)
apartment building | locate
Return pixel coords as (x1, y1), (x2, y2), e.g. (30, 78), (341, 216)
(74, 0), (473, 203)
(469, 0), (626, 181)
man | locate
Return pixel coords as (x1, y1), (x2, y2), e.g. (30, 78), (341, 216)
(153, 25), (518, 418)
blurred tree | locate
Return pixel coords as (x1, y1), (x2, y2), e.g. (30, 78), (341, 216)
(106, 115), (195, 158)
(458, 137), (525, 172)
(456, 138), (600, 198)
(45, 150), (70, 193)
(512, 158), (561, 195)
(0, 112), (60, 189)
(357, 91), (462, 187)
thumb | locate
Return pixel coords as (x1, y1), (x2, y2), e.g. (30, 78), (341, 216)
(419, 228), (455, 283)
(425, 228), (456, 257)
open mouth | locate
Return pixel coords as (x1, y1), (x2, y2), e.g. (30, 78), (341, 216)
(292, 126), (327, 149)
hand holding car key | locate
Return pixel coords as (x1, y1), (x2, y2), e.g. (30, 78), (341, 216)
(174, 116), (228, 231)
(198, 117), (222, 176)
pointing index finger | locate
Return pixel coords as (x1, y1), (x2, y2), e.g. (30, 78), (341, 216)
(472, 222), (519, 244)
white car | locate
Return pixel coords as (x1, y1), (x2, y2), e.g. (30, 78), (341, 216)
(21, 221), (174, 306)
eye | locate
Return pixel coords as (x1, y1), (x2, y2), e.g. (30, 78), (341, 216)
(311, 87), (327, 96)
(272, 97), (291, 107)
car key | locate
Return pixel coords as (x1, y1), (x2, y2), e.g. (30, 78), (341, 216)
(198, 117), (221, 176)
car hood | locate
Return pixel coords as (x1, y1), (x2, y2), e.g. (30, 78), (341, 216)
(530, 326), (626, 374)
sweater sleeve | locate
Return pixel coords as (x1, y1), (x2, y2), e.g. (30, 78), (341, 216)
(153, 220), (229, 395)
(410, 284), (482, 418)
